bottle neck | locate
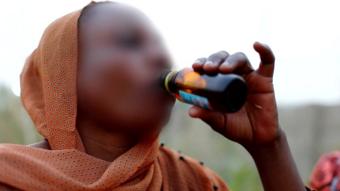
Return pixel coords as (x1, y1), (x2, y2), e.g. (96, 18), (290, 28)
(163, 71), (177, 93)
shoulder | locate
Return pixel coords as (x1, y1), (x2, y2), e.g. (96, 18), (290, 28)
(27, 139), (50, 150)
(158, 145), (229, 191)
(310, 151), (340, 190)
(0, 141), (49, 191)
(311, 150), (340, 172)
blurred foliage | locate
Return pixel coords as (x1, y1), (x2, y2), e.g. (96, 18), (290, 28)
(0, 85), (41, 144)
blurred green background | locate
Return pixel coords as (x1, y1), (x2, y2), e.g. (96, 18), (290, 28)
(2, 84), (340, 191)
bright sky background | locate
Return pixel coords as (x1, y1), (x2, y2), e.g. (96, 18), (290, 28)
(0, 0), (339, 105)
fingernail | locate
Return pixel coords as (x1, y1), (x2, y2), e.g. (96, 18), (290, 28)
(206, 60), (218, 67)
(194, 59), (203, 64)
(256, 41), (269, 48)
(220, 61), (231, 70)
(189, 107), (198, 117)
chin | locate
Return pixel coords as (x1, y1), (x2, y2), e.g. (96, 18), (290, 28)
(135, 114), (171, 133)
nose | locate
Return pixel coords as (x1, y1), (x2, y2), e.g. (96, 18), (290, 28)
(144, 41), (172, 72)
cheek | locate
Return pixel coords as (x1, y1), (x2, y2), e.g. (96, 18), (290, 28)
(78, 64), (151, 124)
(79, 75), (173, 129)
(77, 74), (138, 126)
(78, 51), (173, 128)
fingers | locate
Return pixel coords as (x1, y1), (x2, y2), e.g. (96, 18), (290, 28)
(192, 57), (207, 72)
(203, 51), (229, 73)
(192, 51), (229, 73)
(189, 106), (225, 134)
(192, 42), (275, 78)
(219, 52), (254, 75)
(253, 42), (275, 77)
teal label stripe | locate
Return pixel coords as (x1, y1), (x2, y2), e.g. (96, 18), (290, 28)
(178, 90), (210, 109)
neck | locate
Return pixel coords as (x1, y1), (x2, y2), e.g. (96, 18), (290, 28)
(77, 117), (139, 162)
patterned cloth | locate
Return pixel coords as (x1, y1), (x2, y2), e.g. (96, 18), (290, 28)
(310, 151), (340, 191)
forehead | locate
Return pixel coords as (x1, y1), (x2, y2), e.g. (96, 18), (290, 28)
(81, 3), (156, 35)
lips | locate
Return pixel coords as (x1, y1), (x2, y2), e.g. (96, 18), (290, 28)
(142, 78), (175, 106)
(128, 69), (175, 108)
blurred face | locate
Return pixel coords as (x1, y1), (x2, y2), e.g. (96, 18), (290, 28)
(77, 3), (175, 133)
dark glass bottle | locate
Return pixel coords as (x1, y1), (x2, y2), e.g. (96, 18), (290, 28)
(160, 68), (247, 113)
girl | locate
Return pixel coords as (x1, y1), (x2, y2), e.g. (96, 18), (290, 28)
(0, 1), (307, 190)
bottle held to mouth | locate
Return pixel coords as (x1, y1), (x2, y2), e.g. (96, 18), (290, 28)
(160, 68), (247, 113)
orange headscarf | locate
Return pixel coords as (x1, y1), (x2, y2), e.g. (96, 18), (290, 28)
(0, 3), (229, 191)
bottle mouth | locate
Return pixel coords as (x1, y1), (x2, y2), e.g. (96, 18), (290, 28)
(159, 70), (175, 93)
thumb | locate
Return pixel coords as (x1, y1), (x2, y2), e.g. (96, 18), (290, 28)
(188, 106), (225, 134)
(253, 41), (275, 77)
